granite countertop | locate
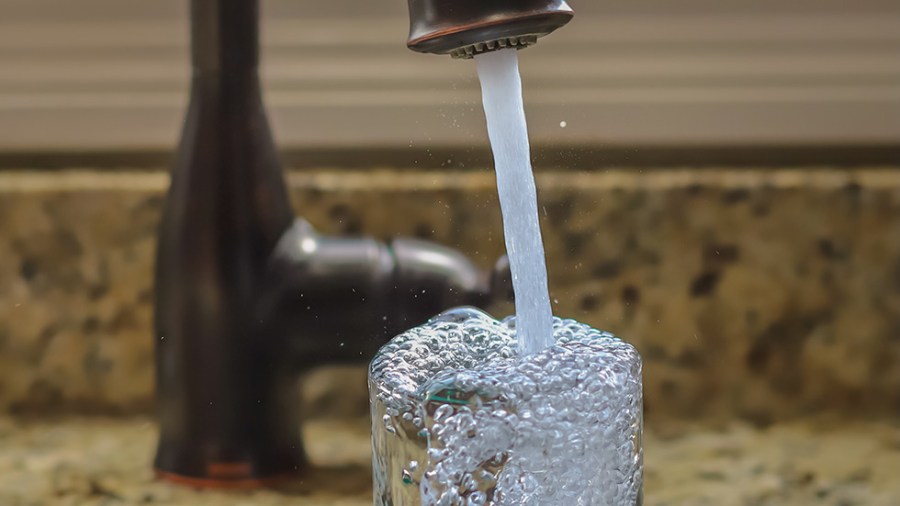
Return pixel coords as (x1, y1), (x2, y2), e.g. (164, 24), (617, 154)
(1, 416), (898, 506)
(5, 168), (900, 423)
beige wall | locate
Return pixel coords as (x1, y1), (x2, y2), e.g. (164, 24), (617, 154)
(1, 0), (898, 151)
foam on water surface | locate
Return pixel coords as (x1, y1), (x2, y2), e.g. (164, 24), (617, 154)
(370, 308), (644, 505)
(475, 48), (553, 356)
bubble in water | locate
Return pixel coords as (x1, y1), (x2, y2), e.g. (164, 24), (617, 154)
(369, 307), (643, 506)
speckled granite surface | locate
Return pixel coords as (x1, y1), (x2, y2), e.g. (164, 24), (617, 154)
(1, 415), (898, 505)
(2, 168), (900, 422)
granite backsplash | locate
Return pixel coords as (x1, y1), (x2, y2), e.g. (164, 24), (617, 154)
(1, 167), (899, 424)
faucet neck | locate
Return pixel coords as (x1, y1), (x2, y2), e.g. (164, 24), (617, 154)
(190, 0), (260, 74)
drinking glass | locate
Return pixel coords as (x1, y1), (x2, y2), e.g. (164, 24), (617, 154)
(369, 307), (643, 505)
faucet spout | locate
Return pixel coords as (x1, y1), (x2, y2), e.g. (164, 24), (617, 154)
(407, 0), (574, 58)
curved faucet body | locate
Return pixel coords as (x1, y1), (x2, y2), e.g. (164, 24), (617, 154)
(154, 0), (508, 488)
(153, 0), (301, 487)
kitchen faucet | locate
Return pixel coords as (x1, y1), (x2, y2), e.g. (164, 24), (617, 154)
(153, 0), (571, 488)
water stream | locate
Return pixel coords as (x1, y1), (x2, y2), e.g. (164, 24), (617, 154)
(475, 48), (554, 356)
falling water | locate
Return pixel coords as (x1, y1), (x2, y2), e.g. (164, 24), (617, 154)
(475, 48), (553, 355)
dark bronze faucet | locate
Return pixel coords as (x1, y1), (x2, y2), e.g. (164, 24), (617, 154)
(154, 0), (569, 489)
(152, 0), (510, 489)
(407, 0), (573, 58)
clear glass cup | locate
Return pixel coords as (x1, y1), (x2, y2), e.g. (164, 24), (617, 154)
(369, 307), (643, 505)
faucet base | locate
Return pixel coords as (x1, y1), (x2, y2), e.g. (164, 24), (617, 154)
(153, 365), (308, 490)
(153, 442), (306, 490)
(154, 469), (300, 490)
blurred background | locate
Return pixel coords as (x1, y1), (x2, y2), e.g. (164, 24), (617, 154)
(1, 0), (899, 505)
(1, 0), (898, 164)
